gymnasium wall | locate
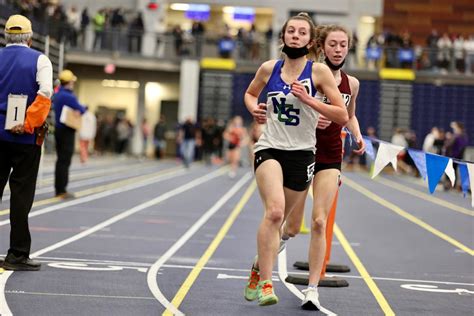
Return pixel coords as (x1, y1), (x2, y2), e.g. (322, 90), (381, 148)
(383, 0), (474, 45)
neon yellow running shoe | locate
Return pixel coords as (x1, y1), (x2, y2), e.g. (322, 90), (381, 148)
(257, 280), (279, 306)
(244, 265), (260, 301)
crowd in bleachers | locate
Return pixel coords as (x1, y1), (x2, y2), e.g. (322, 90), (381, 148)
(3, 0), (473, 73)
(365, 29), (474, 74)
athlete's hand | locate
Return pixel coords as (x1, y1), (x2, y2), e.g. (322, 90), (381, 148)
(317, 115), (331, 129)
(252, 103), (267, 124)
(291, 81), (310, 104)
(353, 137), (366, 155)
(10, 124), (25, 134)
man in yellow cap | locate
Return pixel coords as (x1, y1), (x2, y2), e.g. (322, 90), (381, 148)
(53, 69), (85, 198)
(0, 14), (53, 271)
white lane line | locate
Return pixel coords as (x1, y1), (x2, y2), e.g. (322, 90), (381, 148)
(2, 165), (161, 201)
(5, 291), (155, 300)
(0, 167), (226, 316)
(0, 271), (13, 316)
(324, 273), (474, 287)
(146, 172), (252, 316)
(6, 254), (473, 287)
(5, 159), (157, 193)
(278, 248), (337, 316)
(0, 168), (187, 227)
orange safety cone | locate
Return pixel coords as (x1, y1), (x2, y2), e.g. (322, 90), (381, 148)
(320, 190), (339, 278)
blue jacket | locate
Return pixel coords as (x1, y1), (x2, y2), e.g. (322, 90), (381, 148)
(0, 45), (41, 144)
(53, 86), (86, 130)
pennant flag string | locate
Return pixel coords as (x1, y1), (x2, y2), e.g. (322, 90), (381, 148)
(350, 135), (472, 204)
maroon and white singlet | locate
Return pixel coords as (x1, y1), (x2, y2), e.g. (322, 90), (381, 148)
(316, 71), (352, 164)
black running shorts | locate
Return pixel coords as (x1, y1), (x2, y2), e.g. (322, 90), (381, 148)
(254, 148), (315, 191)
(313, 162), (341, 175)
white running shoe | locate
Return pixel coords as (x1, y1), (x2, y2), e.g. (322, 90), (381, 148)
(277, 239), (286, 254)
(301, 287), (321, 310)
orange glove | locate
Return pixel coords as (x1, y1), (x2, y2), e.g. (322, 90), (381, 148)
(23, 94), (51, 134)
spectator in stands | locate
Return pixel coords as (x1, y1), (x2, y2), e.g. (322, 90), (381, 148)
(110, 8), (125, 52)
(237, 27), (248, 59)
(347, 30), (358, 69)
(445, 121), (468, 160)
(172, 25), (184, 56)
(426, 29), (439, 70)
(384, 29), (401, 67)
(129, 12), (144, 54)
(249, 24), (261, 60)
(0, 14), (53, 271)
(93, 9), (106, 51)
(453, 34), (465, 73)
(422, 126), (440, 153)
(80, 8), (90, 48)
(391, 128), (412, 174)
(66, 5), (80, 47)
(437, 32), (452, 73)
(465, 35), (474, 75)
(366, 32), (384, 70)
(218, 32), (235, 58)
(191, 21), (205, 57)
(399, 31), (414, 68)
(433, 128), (446, 155)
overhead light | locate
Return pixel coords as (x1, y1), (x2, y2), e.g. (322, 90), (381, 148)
(170, 3), (189, 11)
(223, 6), (234, 14)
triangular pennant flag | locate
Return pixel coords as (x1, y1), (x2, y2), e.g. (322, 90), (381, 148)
(363, 136), (375, 160)
(444, 159), (456, 187)
(467, 163), (474, 207)
(372, 143), (404, 178)
(426, 153), (449, 194)
(408, 149), (427, 180)
(458, 164), (470, 197)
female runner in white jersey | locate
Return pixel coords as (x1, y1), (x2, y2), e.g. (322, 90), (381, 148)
(243, 13), (349, 307)
(282, 25), (366, 310)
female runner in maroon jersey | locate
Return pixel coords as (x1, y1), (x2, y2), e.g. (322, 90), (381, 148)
(282, 25), (366, 310)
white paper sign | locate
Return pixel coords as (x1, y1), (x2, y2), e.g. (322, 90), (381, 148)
(5, 94), (27, 130)
(59, 105), (82, 130)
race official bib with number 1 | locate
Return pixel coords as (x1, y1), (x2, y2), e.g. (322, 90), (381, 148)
(5, 94), (27, 130)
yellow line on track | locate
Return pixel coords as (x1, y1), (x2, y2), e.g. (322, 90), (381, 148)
(344, 177), (474, 256)
(0, 166), (182, 216)
(373, 176), (473, 216)
(333, 224), (395, 315)
(163, 180), (257, 316)
(308, 189), (395, 315)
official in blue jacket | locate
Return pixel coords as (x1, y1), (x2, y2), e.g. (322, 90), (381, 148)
(0, 15), (53, 271)
(53, 69), (85, 198)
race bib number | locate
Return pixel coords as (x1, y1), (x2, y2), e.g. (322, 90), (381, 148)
(5, 94), (27, 130)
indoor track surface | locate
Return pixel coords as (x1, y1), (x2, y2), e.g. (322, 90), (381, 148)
(0, 155), (472, 315)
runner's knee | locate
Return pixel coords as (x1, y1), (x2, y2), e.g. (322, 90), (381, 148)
(265, 205), (284, 224)
(311, 217), (326, 233)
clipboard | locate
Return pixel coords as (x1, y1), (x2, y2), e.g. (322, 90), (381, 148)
(60, 105), (82, 130)
(5, 94), (27, 130)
